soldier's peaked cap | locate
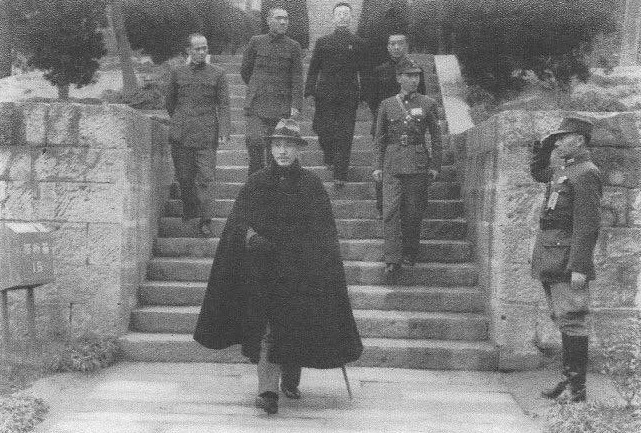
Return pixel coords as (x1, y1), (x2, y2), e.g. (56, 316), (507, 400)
(541, 115), (594, 147)
(395, 58), (423, 75)
(266, 118), (308, 146)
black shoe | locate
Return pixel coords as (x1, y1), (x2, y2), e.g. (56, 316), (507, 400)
(384, 263), (401, 276)
(280, 383), (301, 399)
(541, 378), (568, 399)
(198, 219), (213, 237)
(402, 255), (416, 266)
(255, 391), (278, 414)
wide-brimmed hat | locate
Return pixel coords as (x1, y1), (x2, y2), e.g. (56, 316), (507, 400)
(541, 116), (594, 147)
(395, 58), (423, 75)
(266, 118), (308, 146)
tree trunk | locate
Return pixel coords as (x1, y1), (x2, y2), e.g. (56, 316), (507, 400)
(0, 0), (13, 78)
(57, 84), (70, 100)
(108, 0), (138, 97)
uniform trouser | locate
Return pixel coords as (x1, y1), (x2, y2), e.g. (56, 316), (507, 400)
(257, 325), (302, 394)
(170, 142), (217, 220)
(542, 281), (590, 337)
(383, 172), (428, 264)
(246, 115), (278, 176)
(315, 97), (358, 181)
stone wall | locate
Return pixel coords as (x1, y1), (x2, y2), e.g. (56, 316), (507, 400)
(461, 110), (641, 370)
(0, 102), (172, 341)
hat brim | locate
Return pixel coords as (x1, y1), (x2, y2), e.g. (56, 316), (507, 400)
(540, 129), (589, 147)
(266, 134), (308, 146)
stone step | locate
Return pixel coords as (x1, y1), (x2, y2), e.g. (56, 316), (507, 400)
(164, 197), (463, 220)
(231, 120), (372, 136)
(215, 148), (458, 168)
(158, 217), (468, 240)
(117, 333), (498, 370)
(138, 281), (485, 313)
(153, 237), (472, 263)
(184, 165), (458, 184)
(228, 82), (443, 99)
(212, 180), (460, 200)
(130, 306), (488, 341)
(147, 258), (478, 286)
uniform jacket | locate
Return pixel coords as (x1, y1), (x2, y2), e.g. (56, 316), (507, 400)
(374, 92), (442, 175)
(304, 28), (367, 102)
(240, 33), (304, 120)
(165, 63), (231, 148)
(193, 161), (363, 368)
(530, 146), (602, 282)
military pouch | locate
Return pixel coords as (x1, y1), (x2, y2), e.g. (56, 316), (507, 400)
(537, 236), (571, 278)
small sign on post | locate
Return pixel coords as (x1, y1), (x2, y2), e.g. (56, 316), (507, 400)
(0, 222), (54, 349)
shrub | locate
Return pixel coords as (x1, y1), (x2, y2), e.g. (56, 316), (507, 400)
(0, 396), (48, 433)
(261, 0), (310, 49)
(599, 315), (641, 408)
(47, 334), (119, 373)
(443, 0), (617, 97)
(11, 0), (107, 99)
(123, 0), (257, 63)
(547, 401), (641, 433)
(101, 79), (166, 109)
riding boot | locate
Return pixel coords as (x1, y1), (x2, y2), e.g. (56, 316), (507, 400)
(559, 335), (588, 403)
(541, 332), (570, 399)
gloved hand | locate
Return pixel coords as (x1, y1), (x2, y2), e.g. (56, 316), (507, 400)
(246, 233), (275, 255)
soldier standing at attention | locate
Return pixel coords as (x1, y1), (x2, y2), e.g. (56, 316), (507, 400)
(373, 59), (442, 276)
(304, 2), (366, 189)
(165, 33), (231, 236)
(368, 33), (426, 218)
(531, 116), (602, 403)
(241, 7), (303, 176)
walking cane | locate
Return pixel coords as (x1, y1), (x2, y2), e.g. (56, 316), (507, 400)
(341, 365), (353, 400)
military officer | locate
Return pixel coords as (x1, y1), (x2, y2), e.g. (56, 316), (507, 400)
(304, 2), (367, 188)
(241, 7), (304, 176)
(531, 116), (602, 403)
(373, 58), (442, 275)
(368, 33), (427, 218)
(165, 33), (231, 236)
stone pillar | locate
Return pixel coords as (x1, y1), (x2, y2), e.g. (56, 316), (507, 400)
(620, 0), (641, 66)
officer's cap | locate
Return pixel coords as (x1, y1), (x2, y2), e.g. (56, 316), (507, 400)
(266, 118), (308, 146)
(541, 116), (594, 147)
(395, 58), (423, 75)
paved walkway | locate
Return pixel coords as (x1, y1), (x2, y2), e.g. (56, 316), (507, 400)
(26, 362), (543, 433)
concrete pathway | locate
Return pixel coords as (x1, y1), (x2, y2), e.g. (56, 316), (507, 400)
(26, 362), (542, 433)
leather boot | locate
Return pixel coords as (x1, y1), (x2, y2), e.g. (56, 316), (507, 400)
(559, 335), (588, 403)
(281, 364), (302, 399)
(541, 332), (570, 399)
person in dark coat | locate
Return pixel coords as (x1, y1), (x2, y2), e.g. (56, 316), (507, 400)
(193, 118), (363, 415)
(304, 2), (367, 188)
(531, 116), (602, 403)
(373, 59), (442, 276)
(165, 33), (231, 236)
(368, 33), (426, 218)
(241, 7), (304, 176)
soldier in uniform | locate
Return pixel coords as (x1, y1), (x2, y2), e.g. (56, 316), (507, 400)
(165, 33), (231, 236)
(241, 7), (304, 176)
(368, 33), (426, 218)
(531, 116), (602, 403)
(372, 59), (442, 275)
(304, 2), (367, 188)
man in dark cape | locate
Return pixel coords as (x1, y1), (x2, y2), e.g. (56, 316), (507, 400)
(193, 118), (363, 414)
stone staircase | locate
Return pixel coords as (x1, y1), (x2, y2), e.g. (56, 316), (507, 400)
(118, 54), (499, 370)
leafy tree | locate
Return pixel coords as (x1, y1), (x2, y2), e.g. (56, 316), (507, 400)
(444, 0), (618, 97)
(12, 0), (107, 99)
(261, 0), (310, 49)
(0, 0), (12, 78)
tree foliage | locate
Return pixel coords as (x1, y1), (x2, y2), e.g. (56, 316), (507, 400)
(261, 0), (310, 49)
(123, 0), (259, 63)
(444, 0), (618, 96)
(12, 0), (107, 98)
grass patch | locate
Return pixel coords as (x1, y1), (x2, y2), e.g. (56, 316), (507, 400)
(547, 401), (641, 433)
(0, 333), (119, 432)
